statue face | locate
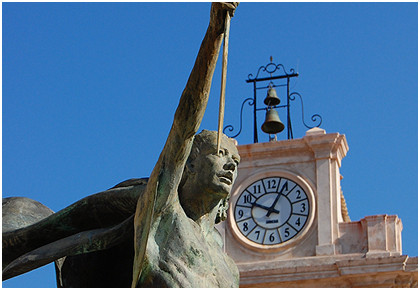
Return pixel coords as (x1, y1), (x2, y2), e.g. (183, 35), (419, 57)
(191, 136), (240, 198)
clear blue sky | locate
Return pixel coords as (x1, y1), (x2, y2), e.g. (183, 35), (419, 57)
(2, 2), (418, 288)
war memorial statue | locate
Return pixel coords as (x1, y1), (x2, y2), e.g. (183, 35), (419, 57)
(3, 2), (240, 287)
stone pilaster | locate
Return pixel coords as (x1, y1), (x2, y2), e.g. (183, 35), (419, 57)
(303, 127), (349, 256)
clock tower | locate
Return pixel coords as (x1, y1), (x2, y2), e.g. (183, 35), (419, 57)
(216, 127), (417, 287)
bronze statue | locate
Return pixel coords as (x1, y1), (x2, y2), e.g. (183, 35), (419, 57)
(3, 2), (239, 287)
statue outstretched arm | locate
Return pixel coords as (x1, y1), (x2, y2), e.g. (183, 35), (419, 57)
(132, 3), (237, 287)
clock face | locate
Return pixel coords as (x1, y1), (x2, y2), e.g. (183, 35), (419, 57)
(233, 176), (311, 246)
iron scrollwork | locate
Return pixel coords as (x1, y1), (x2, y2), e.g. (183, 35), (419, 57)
(289, 92), (322, 129)
(223, 98), (254, 138)
(247, 62), (296, 81)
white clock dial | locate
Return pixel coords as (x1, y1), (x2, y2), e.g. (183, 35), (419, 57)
(234, 176), (310, 246)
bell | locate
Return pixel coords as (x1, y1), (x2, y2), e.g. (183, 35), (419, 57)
(261, 108), (285, 134)
(264, 87), (281, 106)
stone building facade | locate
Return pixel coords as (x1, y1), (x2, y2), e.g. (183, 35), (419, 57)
(217, 127), (417, 287)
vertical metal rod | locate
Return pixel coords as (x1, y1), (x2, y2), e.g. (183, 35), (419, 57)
(287, 77), (291, 139)
(217, 12), (231, 154)
(253, 81), (258, 143)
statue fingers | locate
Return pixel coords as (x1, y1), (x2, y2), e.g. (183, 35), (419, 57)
(220, 2), (239, 17)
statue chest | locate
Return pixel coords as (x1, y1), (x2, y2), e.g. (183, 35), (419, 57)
(142, 211), (239, 287)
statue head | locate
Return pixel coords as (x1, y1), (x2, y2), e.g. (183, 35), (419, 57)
(179, 130), (240, 223)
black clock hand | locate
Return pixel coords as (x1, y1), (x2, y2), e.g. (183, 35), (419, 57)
(252, 202), (280, 214)
(265, 194), (281, 217)
(266, 182), (288, 217)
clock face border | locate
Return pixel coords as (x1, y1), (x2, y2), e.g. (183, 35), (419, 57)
(228, 169), (316, 253)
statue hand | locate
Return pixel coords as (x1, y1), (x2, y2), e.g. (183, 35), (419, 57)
(220, 2), (239, 17)
(210, 2), (239, 32)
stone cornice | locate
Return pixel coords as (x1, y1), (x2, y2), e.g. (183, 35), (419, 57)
(238, 255), (418, 287)
(236, 128), (349, 168)
(237, 138), (312, 165)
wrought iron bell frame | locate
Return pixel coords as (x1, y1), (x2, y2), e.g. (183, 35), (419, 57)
(223, 59), (322, 143)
